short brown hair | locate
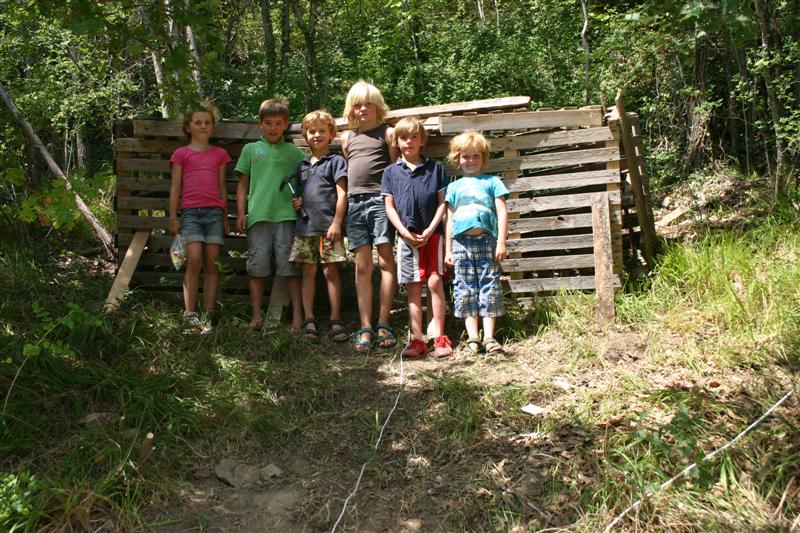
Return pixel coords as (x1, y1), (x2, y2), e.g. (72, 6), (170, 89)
(393, 117), (427, 148)
(448, 130), (491, 172)
(301, 109), (337, 141)
(258, 95), (290, 122)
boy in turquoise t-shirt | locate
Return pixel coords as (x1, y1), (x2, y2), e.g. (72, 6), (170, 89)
(235, 96), (306, 332)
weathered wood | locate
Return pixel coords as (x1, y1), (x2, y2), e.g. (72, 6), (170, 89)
(501, 254), (596, 272)
(615, 92), (657, 267)
(509, 275), (621, 294)
(592, 193), (615, 325)
(117, 176), (238, 194)
(386, 96), (531, 121)
(438, 109), (604, 134)
(655, 205), (691, 227)
(105, 230), (150, 310)
(508, 213), (622, 233)
(506, 234), (593, 253)
(445, 147), (620, 176)
(132, 271), (250, 290)
(506, 191), (621, 214)
(134, 120), (265, 140)
(502, 169), (619, 192)
(118, 233), (248, 252)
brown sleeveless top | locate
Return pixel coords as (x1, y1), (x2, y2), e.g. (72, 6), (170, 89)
(345, 124), (390, 196)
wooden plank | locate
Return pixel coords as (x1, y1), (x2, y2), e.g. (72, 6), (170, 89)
(508, 213), (622, 233)
(117, 176), (238, 194)
(134, 120), (265, 140)
(132, 271), (250, 290)
(592, 193), (615, 325)
(105, 230), (150, 310)
(118, 233), (248, 252)
(616, 92), (657, 267)
(438, 109), (604, 134)
(118, 158), (171, 174)
(444, 147), (621, 176)
(385, 96), (531, 121)
(503, 169), (619, 192)
(506, 191), (621, 214)
(506, 234), (593, 253)
(500, 254), (596, 272)
(117, 196), (171, 210)
(509, 275), (622, 294)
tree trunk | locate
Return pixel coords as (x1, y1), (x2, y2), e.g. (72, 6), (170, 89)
(261, 0), (277, 89)
(580, 0), (590, 106)
(138, 6), (170, 118)
(685, 35), (712, 172)
(753, 0), (786, 195)
(280, 0), (290, 70)
(290, 0), (319, 111)
(184, 1), (204, 97)
(0, 81), (114, 258)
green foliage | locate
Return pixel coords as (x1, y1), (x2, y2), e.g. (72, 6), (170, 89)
(0, 471), (40, 531)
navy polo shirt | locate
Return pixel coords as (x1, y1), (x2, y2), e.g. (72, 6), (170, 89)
(381, 156), (448, 234)
(295, 153), (348, 236)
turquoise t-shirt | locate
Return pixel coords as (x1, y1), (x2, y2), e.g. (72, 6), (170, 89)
(445, 174), (509, 238)
(234, 137), (306, 226)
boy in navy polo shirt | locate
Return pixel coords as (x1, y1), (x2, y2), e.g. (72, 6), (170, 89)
(289, 110), (349, 342)
(382, 117), (453, 359)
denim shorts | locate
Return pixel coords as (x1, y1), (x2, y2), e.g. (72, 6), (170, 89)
(181, 207), (225, 245)
(452, 234), (503, 318)
(246, 221), (299, 278)
(345, 194), (396, 251)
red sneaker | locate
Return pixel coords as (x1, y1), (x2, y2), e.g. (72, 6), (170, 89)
(433, 335), (453, 358)
(401, 338), (429, 360)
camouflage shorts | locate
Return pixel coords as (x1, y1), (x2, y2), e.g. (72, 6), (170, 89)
(289, 235), (347, 264)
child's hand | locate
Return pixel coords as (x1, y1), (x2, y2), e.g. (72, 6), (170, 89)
(404, 232), (425, 248)
(236, 216), (247, 234)
(444, 251), (455, 267)
(169, 218), (180, 236)
(495, 242), (507, 262)
(326, 222), (342, 242)
(292, 197), (302, 210)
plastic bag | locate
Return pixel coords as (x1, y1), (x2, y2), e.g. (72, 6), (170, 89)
(170, 233), (187, 270)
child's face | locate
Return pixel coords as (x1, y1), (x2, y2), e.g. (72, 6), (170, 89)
(185, 111), (214, 141)
(352, 101), (378, 128)
(260, 115), (289, 144)
(305, 120), (334, 152)
(459, 145), (484, 176)
(397, 132), (423, 161)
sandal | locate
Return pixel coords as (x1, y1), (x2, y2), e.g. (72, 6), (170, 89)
(302, 318), (320, 340)
(483, 337), (505, 354)
(248, 318), (264, 333)
(328, 320), (349, 343)
(375, 323), (397, 349)
(464, 337), (483, 355)
(352, 327), (375, 352)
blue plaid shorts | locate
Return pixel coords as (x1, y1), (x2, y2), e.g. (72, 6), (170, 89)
(452, 234), (503, 318)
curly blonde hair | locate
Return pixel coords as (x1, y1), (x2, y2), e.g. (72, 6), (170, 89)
(448, 130), (490, 172)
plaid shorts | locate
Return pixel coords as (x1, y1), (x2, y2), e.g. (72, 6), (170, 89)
(452, 234), (503, 318)
(289, 235), (347, 264)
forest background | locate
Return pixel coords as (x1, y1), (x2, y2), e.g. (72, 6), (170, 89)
(2, 0), (800, 531)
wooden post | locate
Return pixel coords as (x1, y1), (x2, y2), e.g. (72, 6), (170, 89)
(592, 193), (615, 325)
(105, 230), (150, 311)
(615, 91), (657, 267)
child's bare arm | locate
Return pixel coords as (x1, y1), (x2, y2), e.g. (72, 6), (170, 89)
(385, 126), (399, 162)
(444, 204), (455, 267)
(495, 196), (508, 262)
(236, 173), (249, 233)
(327, 177), (347, 242)
(423, 189), (447, 241)
(384, 195), (411, 240)
(168, 163), (182, 236)
(218, 165), (230, 235)
(341, 130), (351, 159)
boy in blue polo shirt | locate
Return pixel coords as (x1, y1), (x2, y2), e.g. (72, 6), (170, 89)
(383, 117), (453, 359)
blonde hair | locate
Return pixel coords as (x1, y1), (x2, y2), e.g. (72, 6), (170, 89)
(301, 109), (337, 141)
(258, 95), (290, 121)
(393, 117), (427, 148)
(343, 80), (390, 127)
(448, 130), (491, 172)
(182, 102), (220, 138)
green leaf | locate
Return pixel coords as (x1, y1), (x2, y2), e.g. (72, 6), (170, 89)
(22, 344), (40, 358)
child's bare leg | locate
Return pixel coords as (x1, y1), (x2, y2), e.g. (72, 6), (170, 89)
(201, 243), (221, 312)
(183, 242), (204, 314)
(427, 273), (446, 338)
(465, 316), (480, 340)
(482, 316), (497, 340)
(301, 263), (317, 319)
(407, 282), (423, 340)
(376, 243), (396, 344)
(322, 262), (342, 321)
(287, 275), (303, 332)
(354, 245), (374, 343)
(249, 276), (266, 327)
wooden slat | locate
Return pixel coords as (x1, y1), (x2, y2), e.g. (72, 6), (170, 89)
(501, 254), (595, 272)
(132, 271), (250, 290)
(118, 158), (171, 174)
(117, 176), (239, 194)
(592, 193), (615, 324)
(386, 96), (531, 121)
(444, 147), (621, 176)
(119, 233), (248, 253)
(134, 120), (265, 140)
(503, 169), (619, 192)
(507, 191), (621, 214)
(105, 230), (150, 310)
(509, 275), (621, 294)
(506, 234), (593, 253)
(438, 109), (604, 134)
(508, 213), (622, 233)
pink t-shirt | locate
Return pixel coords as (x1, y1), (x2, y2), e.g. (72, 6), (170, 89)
(170, 145), (231, 209)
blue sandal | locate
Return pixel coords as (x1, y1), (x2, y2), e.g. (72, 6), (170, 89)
(375, 323), (397, 349)
(352, 327), (374, 352)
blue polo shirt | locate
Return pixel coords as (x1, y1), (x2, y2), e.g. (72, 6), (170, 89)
(295, 153), (348, 237)
(381, 156), (448, 234)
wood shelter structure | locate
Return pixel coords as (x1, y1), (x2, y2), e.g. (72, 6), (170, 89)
(108, 94), (656, 323)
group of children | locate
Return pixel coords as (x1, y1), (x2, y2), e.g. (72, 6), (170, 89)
(168, 81), (509, 358)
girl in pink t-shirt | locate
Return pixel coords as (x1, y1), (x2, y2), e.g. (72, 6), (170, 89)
(169, 104), (231, 331)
